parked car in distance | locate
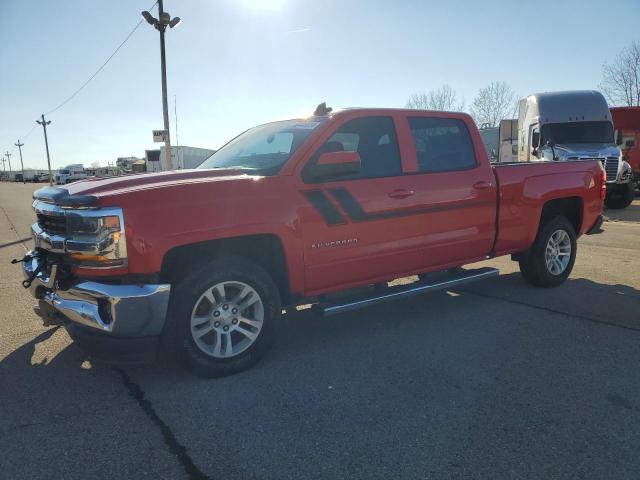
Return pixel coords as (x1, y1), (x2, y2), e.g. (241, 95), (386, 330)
(33, 172), (51, 183)
(55, 164), (87, 185)
(611, 106), (640, 191)
(22, 105), (605, 377)
(518, 90), (634, 209)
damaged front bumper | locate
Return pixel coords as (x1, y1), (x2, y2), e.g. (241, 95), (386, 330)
(22, 250), (171, 338)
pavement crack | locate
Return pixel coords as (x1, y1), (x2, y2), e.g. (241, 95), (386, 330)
(0, 203), (28, 252)
(457, 288), (640, 333)
(115, 368), (209, 480)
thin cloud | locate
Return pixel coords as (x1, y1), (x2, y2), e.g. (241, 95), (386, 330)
(289, 27), (312, 33)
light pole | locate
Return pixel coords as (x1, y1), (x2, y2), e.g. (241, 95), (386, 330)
(15, 141), (25, 183)
(36, 114), (53, 185)
(142, 1), (181, 171)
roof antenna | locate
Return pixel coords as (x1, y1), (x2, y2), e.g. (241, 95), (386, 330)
(314, 102), (333, 116)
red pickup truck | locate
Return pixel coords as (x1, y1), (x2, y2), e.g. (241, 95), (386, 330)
(22, 105), (605, 376)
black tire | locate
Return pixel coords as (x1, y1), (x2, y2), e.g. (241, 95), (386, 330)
(604, 183), (634, 209)
(163, 255), (281, 377)
(518, 216), (577, 288)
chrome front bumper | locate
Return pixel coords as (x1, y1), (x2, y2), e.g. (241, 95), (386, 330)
(23, 251), (171, 337)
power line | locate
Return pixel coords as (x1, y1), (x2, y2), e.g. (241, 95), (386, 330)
(4, 1), (158, 164)
(44, 0), (159, 117)
(20, 124), (38, 142)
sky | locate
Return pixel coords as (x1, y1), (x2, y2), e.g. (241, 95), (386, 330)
(1, 0), (639, 170)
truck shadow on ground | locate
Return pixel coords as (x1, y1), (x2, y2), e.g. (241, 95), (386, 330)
(2, 273), (639, 384)
(2, 272), (640, 480)
(604, 198), (640, 223)
(270, 273), (640, 363)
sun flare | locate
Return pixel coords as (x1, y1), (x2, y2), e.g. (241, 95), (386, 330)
(239, 0), (288, 12)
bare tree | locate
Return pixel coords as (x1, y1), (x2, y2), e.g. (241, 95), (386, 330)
(405, 84), (465, 111)
(600, 41), (640, 107)
(90, 161), (100, 169)
(470, 81), (517, 128)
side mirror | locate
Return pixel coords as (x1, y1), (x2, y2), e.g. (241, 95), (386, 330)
(310, 151), (361, 181)
(531, 130), (540, 149)
(616, 131), (623, 145)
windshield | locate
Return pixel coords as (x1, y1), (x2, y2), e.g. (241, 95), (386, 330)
(541, 121), (614, 144)
(198, 118), (326, 174)
(60, 170), (70, 174)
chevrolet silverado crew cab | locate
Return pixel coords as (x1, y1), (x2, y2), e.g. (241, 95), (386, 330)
(19, 105), (605, 377)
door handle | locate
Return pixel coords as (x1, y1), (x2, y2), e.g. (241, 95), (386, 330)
(472, 181), (491, 190)
(388, 189), (415, 199)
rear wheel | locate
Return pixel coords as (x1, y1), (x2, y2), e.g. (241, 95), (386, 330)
(518, 216), (576, 288)
(164, 256), (281, 377)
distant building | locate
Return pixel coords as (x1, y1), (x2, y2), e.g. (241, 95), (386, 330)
(145, 149), (162, 172)
(152, 146), (216, 171)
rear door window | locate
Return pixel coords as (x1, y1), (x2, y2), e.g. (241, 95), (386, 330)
(408, 117), (477, 173)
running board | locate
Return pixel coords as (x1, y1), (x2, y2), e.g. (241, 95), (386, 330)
(320, 267), (499, 317)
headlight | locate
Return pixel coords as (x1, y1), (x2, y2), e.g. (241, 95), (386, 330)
(32, 202), (127, 269)
(66, 214), (120, 235)
(620, 160), (632, 182)
(65, 209), (127, 268)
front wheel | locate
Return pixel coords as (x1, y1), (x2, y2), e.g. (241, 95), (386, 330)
(518, 216), (577, 288)
(604, 183), (634, 209)
(164, 256), (281, 377)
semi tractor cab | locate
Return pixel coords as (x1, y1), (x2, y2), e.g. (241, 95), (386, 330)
(518, 91), (634, 209)
(55, 164), (87, 185)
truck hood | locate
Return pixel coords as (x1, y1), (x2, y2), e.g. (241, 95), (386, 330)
(69, 168), (248, 194)
(36, 169), (254, 207)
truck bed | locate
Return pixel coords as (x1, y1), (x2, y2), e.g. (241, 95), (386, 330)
(492, 159), (603, 256)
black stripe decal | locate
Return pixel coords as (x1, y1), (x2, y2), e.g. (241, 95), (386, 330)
(304, 190), (347, 226)
(328, 187), (407, 222)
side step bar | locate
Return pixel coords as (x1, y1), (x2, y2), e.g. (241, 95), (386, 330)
(320, 267), (499, 317)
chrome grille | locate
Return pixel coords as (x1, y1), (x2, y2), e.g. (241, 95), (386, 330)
(36, 213), (67, 235)
(602, 157), (618, 182)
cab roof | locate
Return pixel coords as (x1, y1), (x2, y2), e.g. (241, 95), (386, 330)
(525, 90), (612, 123)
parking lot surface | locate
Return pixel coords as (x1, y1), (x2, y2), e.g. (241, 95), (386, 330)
(1, 182), (639, 479)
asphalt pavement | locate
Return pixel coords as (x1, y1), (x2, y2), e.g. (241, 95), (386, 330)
(1, 182), (639, 480)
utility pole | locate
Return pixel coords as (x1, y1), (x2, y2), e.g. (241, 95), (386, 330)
(4, 151), (12, 177)
(174, 94), (180, 168)
(36, 114), (53, 185)
(14, 141), (25, 183)
(158, 0), (172, 171)
(142, 2), (181, 171)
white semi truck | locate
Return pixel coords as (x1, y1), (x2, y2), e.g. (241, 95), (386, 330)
(55, 164), (87, 185)
(518, 90), (634, 209)
(479, 119), (518, 163)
